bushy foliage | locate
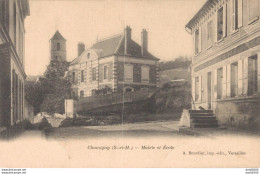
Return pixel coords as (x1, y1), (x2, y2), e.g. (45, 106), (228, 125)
(25, 60), (71, 115)
(93, 86), (113, 96)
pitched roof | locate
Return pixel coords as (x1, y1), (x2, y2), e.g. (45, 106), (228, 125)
(50, 30), (66, 41)
(116, 38), (159, 60)
(91, 34), (123, 58)
(70, 31), (159, 66)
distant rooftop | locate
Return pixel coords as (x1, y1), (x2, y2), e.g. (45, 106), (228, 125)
(50, 30), (66, 41)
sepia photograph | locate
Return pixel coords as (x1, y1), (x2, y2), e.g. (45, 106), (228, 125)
(0, 0), (260, 170)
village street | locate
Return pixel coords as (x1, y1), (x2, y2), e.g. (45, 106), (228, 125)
(45, 121), (184, 139)
(0, 121), (260, 168)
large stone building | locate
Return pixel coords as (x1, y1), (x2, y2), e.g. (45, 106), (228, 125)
(0, 0), (30, 133)
(186, 0), (260, 129)
(69, 26), (159, 97)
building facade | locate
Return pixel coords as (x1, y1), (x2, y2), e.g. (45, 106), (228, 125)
(0, 0), (30, 133)
(186, 0), (260, 129)
(69, 26), (159, 97)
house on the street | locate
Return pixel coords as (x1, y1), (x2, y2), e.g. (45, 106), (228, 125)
(0, 0), (30, 135)
(69, 26), (160, 97)
(186, 0), (260, 129)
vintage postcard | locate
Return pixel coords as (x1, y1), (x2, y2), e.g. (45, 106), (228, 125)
(0, 0), (260, 169)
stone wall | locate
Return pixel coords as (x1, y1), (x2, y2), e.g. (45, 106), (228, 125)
(214, 95), (260, 131)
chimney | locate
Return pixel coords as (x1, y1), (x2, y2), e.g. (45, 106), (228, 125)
(77, 42), (85, 56)
(124, 26), (132, 54)
(141, 29), (148, 57)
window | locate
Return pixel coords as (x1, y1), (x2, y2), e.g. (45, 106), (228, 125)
(231, 62), (238, 97)
(217, 68), (223, 99)
(141, 66), (150, 83)
(195, 29), (200, 55)
(81, 70), (84, 82)
(248, 55), (258, 95)
(72, 72), (76, 83)
(217, 7), (224, 41)
(195, 77), (199, 101)
(92, 68), (96, 81)
(57, 43), (60, 51)
(103, 65), (108, 80)
(207, 20), (213, 47)
(124, 64), (133, 82)
(87, 53), (90, 58)
(232, 0), (242, 31)
(248, 0), (259, 22)
(80, 91), (84, 98)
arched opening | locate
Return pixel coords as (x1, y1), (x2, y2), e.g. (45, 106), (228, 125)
(124, 86), (134, 92)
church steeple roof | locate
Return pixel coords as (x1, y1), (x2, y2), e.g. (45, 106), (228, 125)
(50, 30), (66, 41)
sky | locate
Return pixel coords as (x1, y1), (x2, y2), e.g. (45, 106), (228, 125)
(25, 0), (206, 76)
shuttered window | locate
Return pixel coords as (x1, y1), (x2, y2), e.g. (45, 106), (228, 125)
(81, 70), (84, 82)
(248, 55), (258, 95)
(195, 29), (200, 55)
(217, 68), (223, 99)
(231, 0), (243, 31)
(72, 72), (76, 83)
(217, 7), (224, 41)
(141, 66), (150, 83)
(92, 68), (96, 81)
(104, 65), (108, 80)
(207, 20), (213, 47)
(231, 62), (238, 97)
(195, 77), (200, 101)
(248, 0), (259, 22)
(124, 64), (133, 82)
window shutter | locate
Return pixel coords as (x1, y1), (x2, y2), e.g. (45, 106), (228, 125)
(99, 66), (103, 83)
(223, 3), (227, 37)
(198, 26), (202, 53)
(214, 11), (218, 43)
(226, 64), (231, 97)
(231, 0), (235, 31)
(198, 75), (202, 101)
(222, 65), (227, 98)
(213, 69), (218, 99)
(243, 58), (248, 95)
(238, 0), (243, 28)
(84, 68), (87, 83)
(238, 59), (243, 95)
(108, 62), (113, 81)
(257, 53), (260, 92)
(78, 70), (80, 84)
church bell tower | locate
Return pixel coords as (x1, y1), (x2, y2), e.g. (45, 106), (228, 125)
(50, 30), (67, 62)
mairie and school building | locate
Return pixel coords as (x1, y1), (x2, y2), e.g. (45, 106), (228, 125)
(186, 0), (260, 129)
(68, 26), (160, 97)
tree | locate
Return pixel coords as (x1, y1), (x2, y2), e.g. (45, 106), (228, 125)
(40, 60), (72, 114)
(158, 56), (191, 71)
(25, 60), (72, 115)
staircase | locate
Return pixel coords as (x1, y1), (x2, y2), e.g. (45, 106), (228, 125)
(189, 110), (218, 128)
